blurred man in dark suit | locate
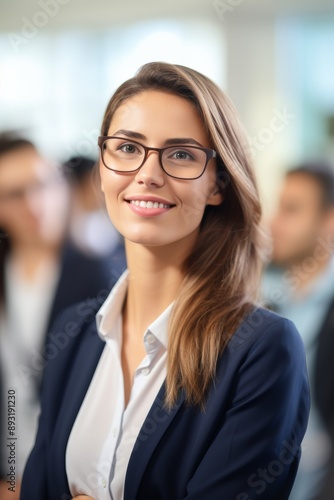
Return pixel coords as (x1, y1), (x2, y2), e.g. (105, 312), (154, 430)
(263, 160), (334, 500)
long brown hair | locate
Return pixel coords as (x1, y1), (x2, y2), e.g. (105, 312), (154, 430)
(101, 62), (268, 409)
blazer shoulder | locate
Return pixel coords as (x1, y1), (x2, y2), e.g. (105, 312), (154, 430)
(228, 305), (304, 356)
(41, 297), (104, 385)
(47, 294), (104, 343)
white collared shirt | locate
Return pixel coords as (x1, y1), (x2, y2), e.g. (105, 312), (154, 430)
(66, 271), (173, 500)
(0, 255), (59, 477)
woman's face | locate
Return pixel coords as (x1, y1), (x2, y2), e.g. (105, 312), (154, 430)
(0, 147), (69, 245)
(100, 90), (222, 250)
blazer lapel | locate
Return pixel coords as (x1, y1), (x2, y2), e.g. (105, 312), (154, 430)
(49, 322), (105, 499)
(124, 384), (186, 499)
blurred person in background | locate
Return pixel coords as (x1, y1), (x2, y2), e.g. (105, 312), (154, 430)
(0, 133), (125, 499)
(64, 155), (123, 257)
(262, 160), (334, 500)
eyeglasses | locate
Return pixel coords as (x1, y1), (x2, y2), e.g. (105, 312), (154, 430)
(98, 136), (217, 180)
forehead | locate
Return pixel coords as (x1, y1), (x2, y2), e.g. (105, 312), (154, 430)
(284, 173), (321, 194)
(108, 90), (210, 147)
(0, 147), (52, 189)
(282, 173), (324, 204)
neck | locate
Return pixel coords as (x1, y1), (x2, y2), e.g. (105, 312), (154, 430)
(123, 238), (194, 339)
(10, 240), (60, 281)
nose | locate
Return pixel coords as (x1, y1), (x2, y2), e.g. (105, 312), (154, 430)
(134, 150), (165, 187)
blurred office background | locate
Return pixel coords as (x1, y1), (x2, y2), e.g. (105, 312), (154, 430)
(1, 1), (334, 499)
(0, 0), (334, 215)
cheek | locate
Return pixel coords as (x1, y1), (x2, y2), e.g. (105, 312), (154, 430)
(177, 180), (212, 224)
(176, 176), (208, 205)
(101, 166), (124, 195)
(0, 207), (7, 225)
(284, 222), (313, 250)
(100, 161), (122, 196)
(0, 206), (19, 224)
(101, 171), (117, 203)
(101, 172), (128, 226)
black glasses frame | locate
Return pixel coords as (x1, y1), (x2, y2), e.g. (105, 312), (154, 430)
(98, 136), (217, 180)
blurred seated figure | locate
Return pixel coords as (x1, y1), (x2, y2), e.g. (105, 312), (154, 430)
(0, 133), (125, 499)
(64, 155), (123, 257)
(262, 160), (334, 500)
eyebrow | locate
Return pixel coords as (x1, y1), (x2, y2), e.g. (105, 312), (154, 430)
(112, 129), (204, 147)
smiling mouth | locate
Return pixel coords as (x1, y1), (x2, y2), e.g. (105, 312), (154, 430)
(128, 200), (174, 209)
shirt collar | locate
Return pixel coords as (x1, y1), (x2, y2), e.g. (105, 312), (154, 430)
(96, 270), (128, 339)
(96, 270), (173, 350)
(147, 302), (173, 350)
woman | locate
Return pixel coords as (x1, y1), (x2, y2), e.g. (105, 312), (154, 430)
(21, 62), (309, 500)
(0, 136), (69, 500)
(0, 135), (124, 500)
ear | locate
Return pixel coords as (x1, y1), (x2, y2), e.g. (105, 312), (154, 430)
(206, 186), (224, 207)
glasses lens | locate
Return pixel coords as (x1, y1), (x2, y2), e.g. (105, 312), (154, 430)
(102, 138), (145, 171)
(162, 146), (207, 179)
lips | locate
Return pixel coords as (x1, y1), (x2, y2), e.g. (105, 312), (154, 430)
(125, 196), (176, 217)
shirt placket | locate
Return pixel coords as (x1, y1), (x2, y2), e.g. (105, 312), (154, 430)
(98, 331), (125, 500)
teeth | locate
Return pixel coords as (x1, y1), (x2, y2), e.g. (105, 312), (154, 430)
(130, 200), (171, 209)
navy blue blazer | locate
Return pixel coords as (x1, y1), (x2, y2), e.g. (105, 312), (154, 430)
(21, 302), (309, 500)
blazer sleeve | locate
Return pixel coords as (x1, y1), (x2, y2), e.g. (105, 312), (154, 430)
(20, 404), (48, 498)
(184, 317), (310, 500)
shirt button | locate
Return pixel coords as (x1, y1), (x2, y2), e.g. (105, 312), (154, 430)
(146, 333), (156, 345)
(112, 427), (118, 437)
(102, 477), (107, 488)
(142, 367), (150, 375)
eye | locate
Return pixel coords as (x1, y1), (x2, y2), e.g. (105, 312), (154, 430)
(118, 143), (141, 154)
(175, 151), (191, 160)
(168, 149), (196, 161)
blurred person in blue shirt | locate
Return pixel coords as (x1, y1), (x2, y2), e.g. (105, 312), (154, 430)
(262, 160), (334, 500)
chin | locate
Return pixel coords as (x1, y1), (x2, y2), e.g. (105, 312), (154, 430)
(271, 254), (290, 267)
(126, 235), (172, 247)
